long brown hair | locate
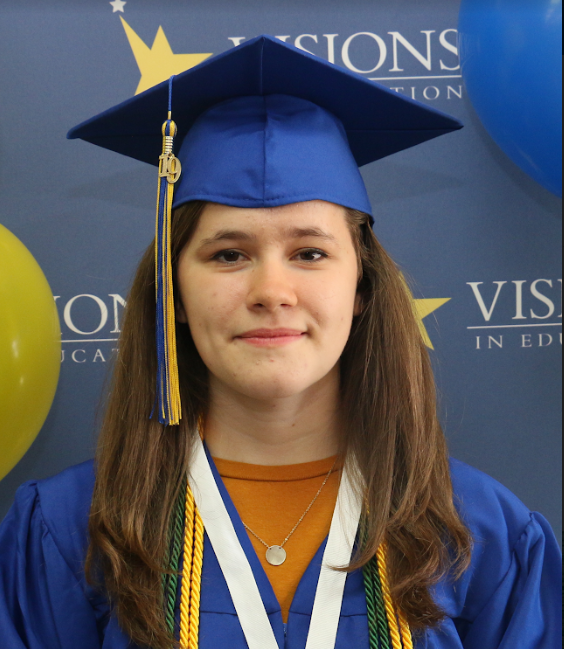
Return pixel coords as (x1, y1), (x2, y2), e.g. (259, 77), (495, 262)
(87, 201), (472, 648)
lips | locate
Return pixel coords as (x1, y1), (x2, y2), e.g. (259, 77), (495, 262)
(238, 328), (305, 338)
(236, 328), (306, 347)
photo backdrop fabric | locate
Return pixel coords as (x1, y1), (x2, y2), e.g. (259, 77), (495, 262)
(0, 0), (561, 537)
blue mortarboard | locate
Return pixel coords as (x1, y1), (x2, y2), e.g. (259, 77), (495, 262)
(69, 34), (462, 216)
(68, 35), (463, 426)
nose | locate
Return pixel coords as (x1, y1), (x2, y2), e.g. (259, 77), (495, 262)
(246, 260), (298, 312)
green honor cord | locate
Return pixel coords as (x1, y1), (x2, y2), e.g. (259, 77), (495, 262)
(163, 477), (188, 636)
(363, 555), (392, 648)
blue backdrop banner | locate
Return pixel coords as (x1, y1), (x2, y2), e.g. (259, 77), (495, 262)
(0, 0), (561, 538)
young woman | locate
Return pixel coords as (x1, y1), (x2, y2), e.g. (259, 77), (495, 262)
(0, 36), (560, 649)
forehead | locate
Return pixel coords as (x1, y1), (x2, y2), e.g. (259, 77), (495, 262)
(193, 201), (351, 242)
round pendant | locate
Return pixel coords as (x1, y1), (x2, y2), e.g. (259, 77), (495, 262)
(266, 545), (287, 566)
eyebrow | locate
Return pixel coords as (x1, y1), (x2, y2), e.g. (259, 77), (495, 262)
(198, 226), (337, 248)
(286, 227), (337, 242)
(199, 230), (256, 247)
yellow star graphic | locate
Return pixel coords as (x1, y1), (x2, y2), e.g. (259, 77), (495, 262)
(401, 275), (450, 350)
(413, 297), (451, 350)
(120, 18), (213, 95)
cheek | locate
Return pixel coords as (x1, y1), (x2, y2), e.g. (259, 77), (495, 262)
(180, 272), (245, 334)
(306, 275), (358, 336)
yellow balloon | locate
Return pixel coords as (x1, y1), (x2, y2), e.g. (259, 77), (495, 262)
(0, 224), (61, 481)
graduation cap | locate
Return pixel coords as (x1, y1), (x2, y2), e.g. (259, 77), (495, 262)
(68, 34), (463, 426)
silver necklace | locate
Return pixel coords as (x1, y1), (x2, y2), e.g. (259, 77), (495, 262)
(242, 461), (337, 567)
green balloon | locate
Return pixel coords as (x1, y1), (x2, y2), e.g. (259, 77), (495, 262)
(0, 224), (61, 480)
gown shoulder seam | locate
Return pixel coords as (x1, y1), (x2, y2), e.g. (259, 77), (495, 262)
(467, 512), (538, 624)
(34, 492), (89, 591)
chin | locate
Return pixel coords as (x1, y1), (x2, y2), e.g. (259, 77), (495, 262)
(227, 371), (325, 401)
(238, 381), (315, 401)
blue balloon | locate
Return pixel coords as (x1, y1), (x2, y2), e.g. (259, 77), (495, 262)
(459, 0), (562, 197)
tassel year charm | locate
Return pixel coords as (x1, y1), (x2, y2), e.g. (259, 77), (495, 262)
(159, 121), (182, 184)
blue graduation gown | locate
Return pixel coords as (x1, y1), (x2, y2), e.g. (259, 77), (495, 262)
(0, 458), (561, 649)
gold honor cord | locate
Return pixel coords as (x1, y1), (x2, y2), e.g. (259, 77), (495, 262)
(175, 485), (413, 649)
(179, 484), (205, 649)
(377, 545), (414, 649)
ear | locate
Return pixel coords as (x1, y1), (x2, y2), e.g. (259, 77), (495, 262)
(176, 299), (188, 324)
(353, 291), (363, 317)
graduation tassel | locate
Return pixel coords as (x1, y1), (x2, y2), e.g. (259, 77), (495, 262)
(155, 76), (182, 426)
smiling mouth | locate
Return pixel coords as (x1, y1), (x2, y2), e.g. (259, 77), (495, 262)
(236, 329), (306, 347)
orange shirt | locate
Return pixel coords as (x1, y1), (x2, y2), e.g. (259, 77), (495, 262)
(213, 456), (340, 623)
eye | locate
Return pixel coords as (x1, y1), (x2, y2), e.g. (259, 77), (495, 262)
(213, 250), (245, 264)
(295, 248), (328, 262)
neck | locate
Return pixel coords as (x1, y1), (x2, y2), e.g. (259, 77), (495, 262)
(204, 370), (341, 466)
